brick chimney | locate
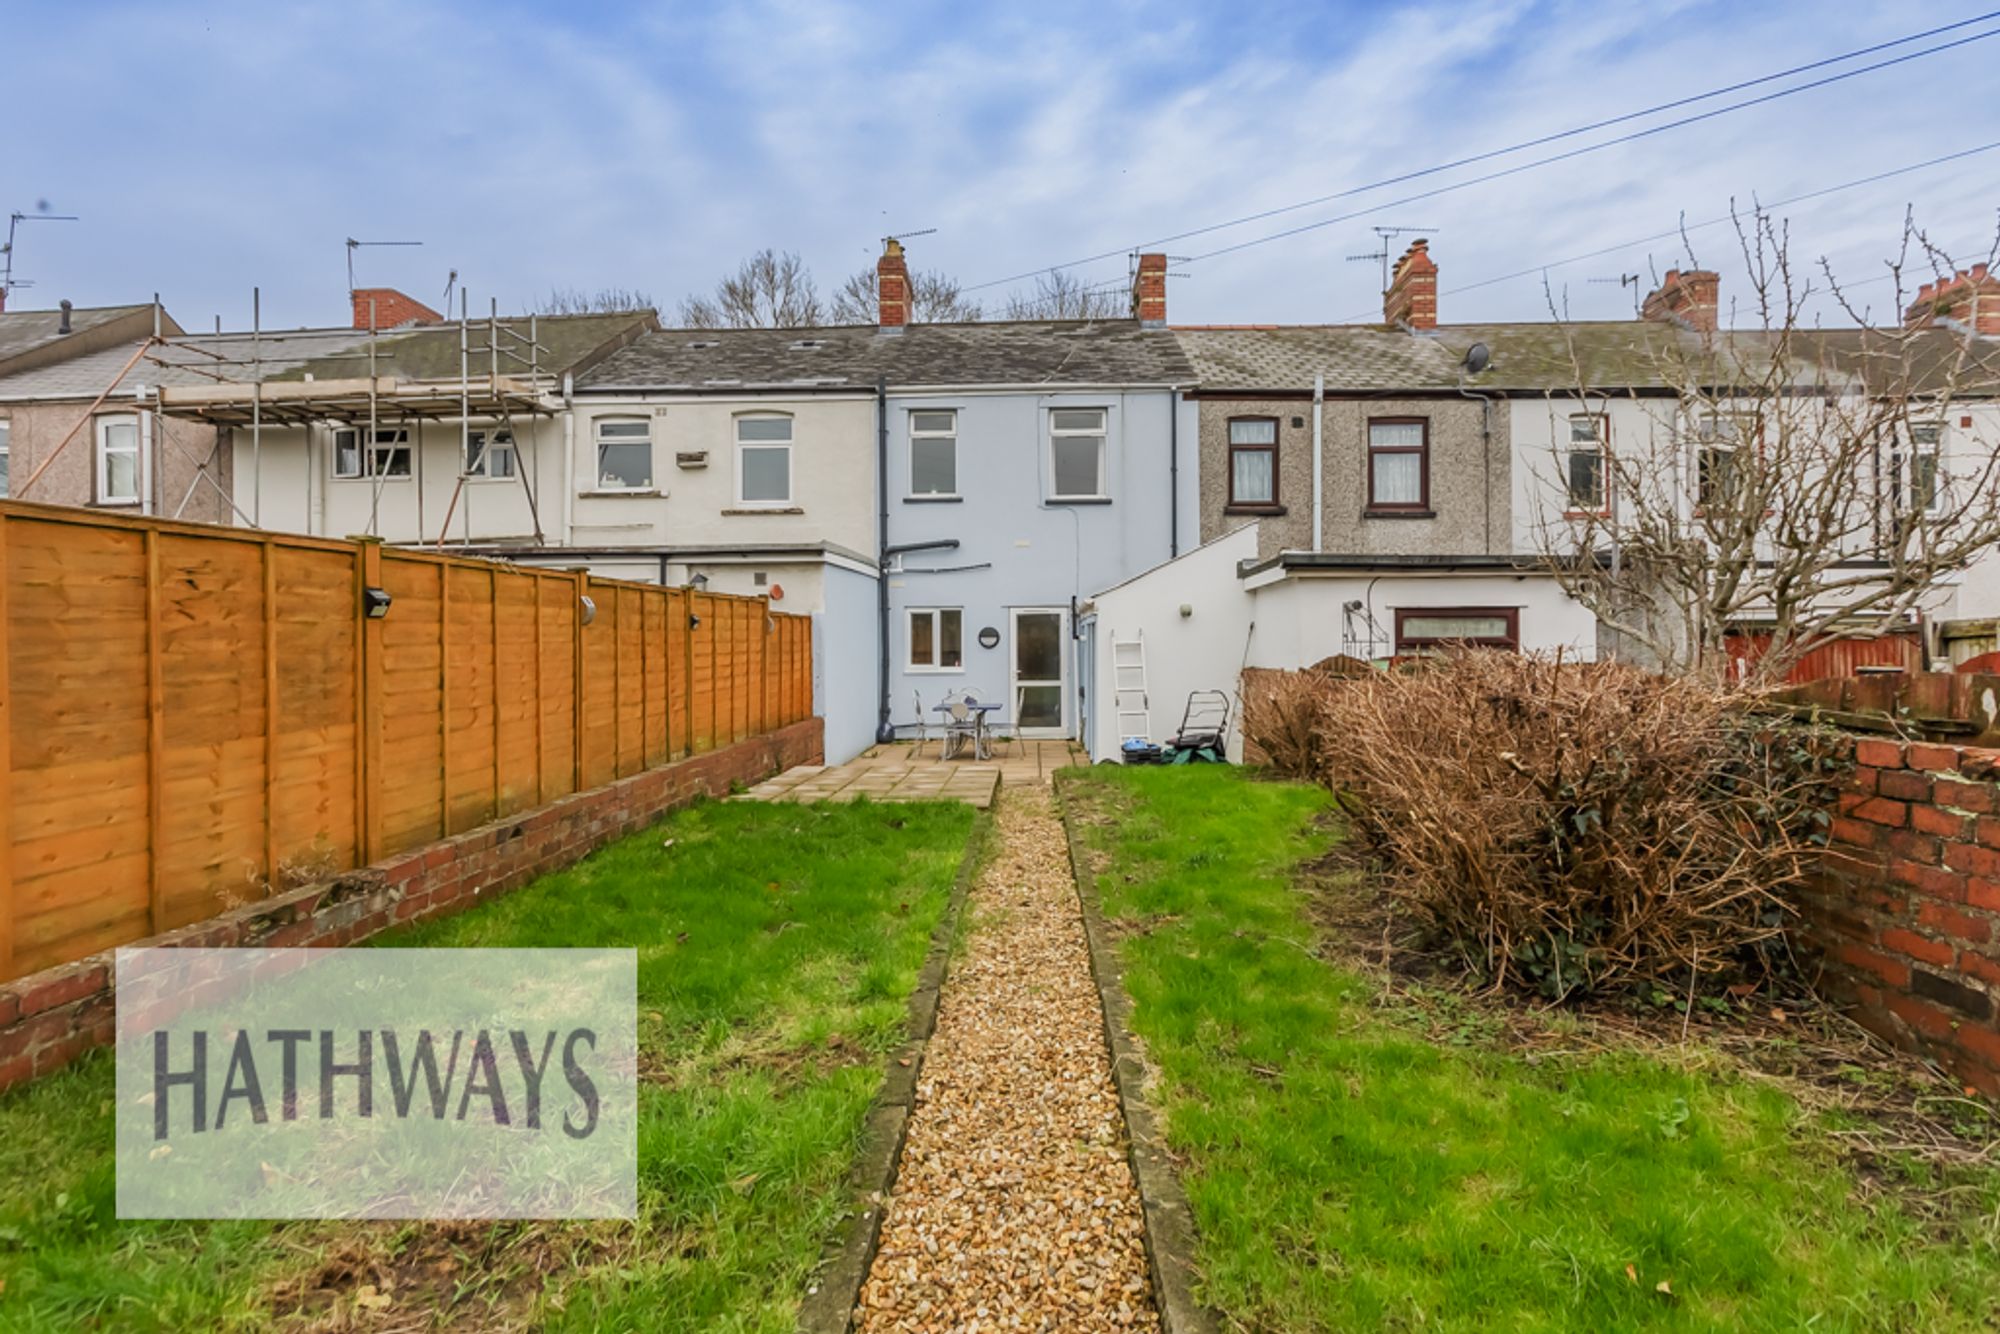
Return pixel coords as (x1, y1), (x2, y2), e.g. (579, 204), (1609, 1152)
(877, 239), (911, 330)
(1130, 252), (1167, 327)
(1640, 269), (1719, 333)
(1905, 264), (2000, 336)
(1383, 239), (1437, 330)
(350, 287), (444, 331)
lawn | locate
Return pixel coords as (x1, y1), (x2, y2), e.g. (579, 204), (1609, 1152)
(0, 796), (976, 1332)
(1061, 765), (2000, 1333)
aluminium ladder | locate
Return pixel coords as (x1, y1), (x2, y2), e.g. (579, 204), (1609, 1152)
(1111, 631), (1152, 745)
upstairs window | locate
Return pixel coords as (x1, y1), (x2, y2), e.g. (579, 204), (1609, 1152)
(464, 428), (516, 479)
(1904, 422), (1943, 512)
(1566, 413), (1608, 513)
(1049, 408), (1106, 500)
(1227, 417), (1278, 507)
(332, 427), (411, 479)
(736, 415), (793, 506)
(0, 418), (9, 497)
(594, 418), (653, 490)
(1366, 418), (1428, 512)
(909, 410), (957, 497)
(96, 414), (141, 504)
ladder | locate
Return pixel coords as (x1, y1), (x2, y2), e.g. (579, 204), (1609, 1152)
(1111, 632), (1151, 745)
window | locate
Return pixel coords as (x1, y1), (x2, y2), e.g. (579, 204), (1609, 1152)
(908, 608), (963, 671)
(1227, 417), (1278, 507)
(96, 414), (141, 504)
(1566, 414), (1608, 513)
(1367, 418), (1428, 512)
(1394, 607), (1519, 654)
(909, 410), (957, 497)
(331, 427), (411, 479)
(594, 418), (653, 490)
(1904, 422), (1942, 512)
(464, 428), (516, 479)
(0, 418), (9, 498)
(1049, 408), (1106, 500)
(1692, 413), (1754, 511)
(735, 415), (793, 505)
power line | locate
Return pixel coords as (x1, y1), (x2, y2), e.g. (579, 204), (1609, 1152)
(964, 11), (2000, 292)
(1328, 140), (2000, 321)
(1178, 24), (2000, 268)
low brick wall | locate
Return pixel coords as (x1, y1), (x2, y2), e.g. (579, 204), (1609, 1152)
(0, 718), (822, 1095)
(1803, 737), (2000, 1094)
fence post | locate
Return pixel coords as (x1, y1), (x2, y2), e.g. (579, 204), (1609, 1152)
(489, 565), (502, 822)
(0, 512), (12, 979)
(262, 537), (280, 893)
(572, 569), (589, 791)
(144, 529), (166, 935)
(438, 562), (452, 838)
(532, 574), (546, 805)
(355, 538), (384, 865)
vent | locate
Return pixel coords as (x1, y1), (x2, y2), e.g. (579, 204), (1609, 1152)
(686, 339), (719, 349)
(789, 338), (825, 350)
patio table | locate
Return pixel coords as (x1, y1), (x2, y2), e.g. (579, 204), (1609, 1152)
(932, 700), (1003, 761)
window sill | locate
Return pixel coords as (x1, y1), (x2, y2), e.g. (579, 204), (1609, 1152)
(92, 499), (142, 509)
(579, 488), (662, 498)
(908, 666), (967, 675)
(1047, 496), (1112, 506)
(723, 506), (804, 516)
(1563, 508), (1610, 519)
(1225, 503), (1286, 515)
(904, 495), (963, 504)
(332, 476), (414, 484)
(1363, 509), (1436, 520)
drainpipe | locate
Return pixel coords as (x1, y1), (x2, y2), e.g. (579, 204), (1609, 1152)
(1456, 378), (1497, 552)
(1169, 385), (1181, 558)
(561, 372), (577, 547)
(875, 375), (893, 743)
(1311, 374), (1325, 550)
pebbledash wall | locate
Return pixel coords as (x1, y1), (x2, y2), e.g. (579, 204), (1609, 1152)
(1804, 736), (2000, 1095)
(0, 716), (822, 1093)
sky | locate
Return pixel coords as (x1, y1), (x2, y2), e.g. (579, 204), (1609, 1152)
(6, 0), (1999, 333)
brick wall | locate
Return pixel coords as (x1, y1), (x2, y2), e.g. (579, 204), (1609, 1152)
(0, 718), (822, 1094)
(1803, 736), (2000, 1094)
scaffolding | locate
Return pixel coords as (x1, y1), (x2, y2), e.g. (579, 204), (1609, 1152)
(149, 289), (558, 547)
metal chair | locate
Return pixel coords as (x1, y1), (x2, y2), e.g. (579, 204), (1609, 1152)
(910, 689), (932, 759)
(941, 688), (984, 761)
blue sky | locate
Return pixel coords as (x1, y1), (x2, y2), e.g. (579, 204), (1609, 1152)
(6, 0), (1998, 331)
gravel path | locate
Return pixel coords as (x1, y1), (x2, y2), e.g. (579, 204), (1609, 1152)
(854, 787), (1159, 1333)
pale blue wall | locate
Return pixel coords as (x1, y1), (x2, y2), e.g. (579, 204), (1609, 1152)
(882, 388), (1196, 738)
(814, 562), (882, 763)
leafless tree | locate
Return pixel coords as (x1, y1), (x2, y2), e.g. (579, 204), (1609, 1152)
(1531, 208), (2000, 684)
(831, 266), (983, 324)
(1001, 269), (1125, 320)
(677, 249), (824, 328)
(533, 286), (657, 315)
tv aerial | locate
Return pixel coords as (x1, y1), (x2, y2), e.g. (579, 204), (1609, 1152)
(345, 236), (423, 293)
(1347, 224), (1439, 291)
(2, 205), (80, 305)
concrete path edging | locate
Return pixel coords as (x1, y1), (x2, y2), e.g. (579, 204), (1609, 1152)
(795, 812), (988, 1334)
(1055, 773), (1222, 1334)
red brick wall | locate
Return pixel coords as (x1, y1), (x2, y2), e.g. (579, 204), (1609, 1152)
(0, 718), (821, 1094)
(1803, 736), (2000, 1094)
(350, 286), (444, 329)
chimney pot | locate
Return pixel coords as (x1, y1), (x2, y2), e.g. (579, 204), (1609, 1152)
(1382, 239), (1439, 330)
(1130, 252), (1168, 327)
(58, 298), (73, 335)
(877, 238), (911, 330)
(1906, 262), (2000, 335)
(1640, 268), (1719, 333)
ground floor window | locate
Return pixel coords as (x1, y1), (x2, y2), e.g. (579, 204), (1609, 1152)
(908, 607), (963, 670)
(1393, 606), (1519, 654)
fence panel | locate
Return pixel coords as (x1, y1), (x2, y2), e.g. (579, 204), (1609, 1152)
(0, 502), (815, 982)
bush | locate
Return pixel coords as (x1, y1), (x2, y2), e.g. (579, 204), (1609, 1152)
(1239, 667), (1336, 778)
(1254, 652), (1847, 999)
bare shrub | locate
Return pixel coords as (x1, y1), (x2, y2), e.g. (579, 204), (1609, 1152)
(1240, 667), (1336, 778)
(1293, 652), (1846, 998)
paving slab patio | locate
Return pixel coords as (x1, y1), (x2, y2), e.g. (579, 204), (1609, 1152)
(741, 740), (1085, 807)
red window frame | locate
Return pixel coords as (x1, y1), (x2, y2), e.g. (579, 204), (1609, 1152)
(1393, 606), (1520, 654)
(1366, 416), (1430, 514)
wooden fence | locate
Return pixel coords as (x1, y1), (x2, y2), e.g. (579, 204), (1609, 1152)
(0, 500), (814, 982)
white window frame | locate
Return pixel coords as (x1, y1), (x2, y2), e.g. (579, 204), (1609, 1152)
(1564, 413), (1609, 515)
(95, 413), (142, 505)
(331, 426), (412, 480)
(734, 414), (794, 508)
(1902, 421), (1945, 514)
(1048, 407), (1107, 501)
(908, 409), (958, 498)
(907, 606), (965, 673)
(592, 417), (654, 491)
(0, 416), (10, 499)
(464, 427), (517, 480)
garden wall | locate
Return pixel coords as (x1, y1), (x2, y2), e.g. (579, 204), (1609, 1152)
(0, 715), (822, 1093)
(1804, 737), (2000, 1094)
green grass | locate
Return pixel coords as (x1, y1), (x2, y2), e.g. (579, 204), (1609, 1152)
(0, 797), (976, 1332)
(1062, 766), (2000, 1333)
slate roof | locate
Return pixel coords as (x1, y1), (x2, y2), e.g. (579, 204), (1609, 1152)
(576, 318), (1195, 391)
(0, 304), (154, 365)
(261, 311), (654, 384)
(1175, 322), (2000, 396)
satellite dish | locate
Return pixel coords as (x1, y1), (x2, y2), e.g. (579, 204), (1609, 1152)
(1462, 342), (1491, 375)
